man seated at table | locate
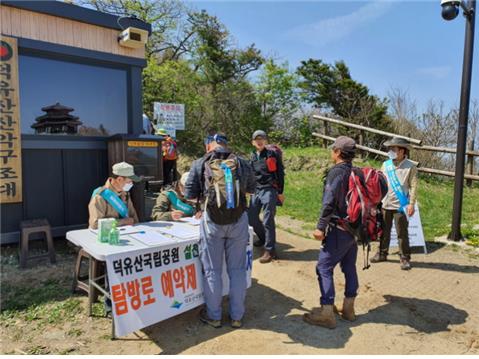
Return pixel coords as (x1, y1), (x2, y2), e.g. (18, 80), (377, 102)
(88, 162), (140, 229)
(151, 172), (199, 221)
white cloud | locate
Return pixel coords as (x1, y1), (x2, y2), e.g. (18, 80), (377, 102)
(416, 66), (452, 79)
(286, 1), (394, 47)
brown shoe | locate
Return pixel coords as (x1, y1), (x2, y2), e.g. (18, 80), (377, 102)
(259, 250), (276, 263)
(302, 305), (336, 329)
(337, 297), (356, 321)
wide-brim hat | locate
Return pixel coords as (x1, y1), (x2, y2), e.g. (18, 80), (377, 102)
(384, 137), (412, 150)
(156, 128), (168, 136)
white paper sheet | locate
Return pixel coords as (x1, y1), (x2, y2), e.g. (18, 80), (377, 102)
(130, 231), (178, 246)
(157, 224), (199, 239)
(179, 217), (201, 226)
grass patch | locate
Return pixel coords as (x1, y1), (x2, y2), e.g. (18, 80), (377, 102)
(278, 146), (479, 242)
(0, 277), (83, 327)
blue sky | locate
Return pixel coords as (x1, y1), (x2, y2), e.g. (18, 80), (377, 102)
(187, 0), (478, 113)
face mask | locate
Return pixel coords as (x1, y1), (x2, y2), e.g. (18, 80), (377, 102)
(388, 150), (397, 160)
(122, 182), (133, 192)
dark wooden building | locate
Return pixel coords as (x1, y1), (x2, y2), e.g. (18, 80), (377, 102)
(0, 1), (152, 243)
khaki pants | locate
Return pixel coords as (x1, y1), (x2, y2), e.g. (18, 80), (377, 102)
(379, 209), (411, 260)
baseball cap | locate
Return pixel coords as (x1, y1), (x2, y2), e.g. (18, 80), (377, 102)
(204, 135), (215, 145)
(112, 162), (141, 182)
(329, 136), (356, 153)
(252, 130), (267, 140)
(213, 133), (228, 145)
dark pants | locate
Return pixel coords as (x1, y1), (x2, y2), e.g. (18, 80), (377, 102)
(379, 209), (411, 260)
(163, 159), (177, 186)
(316, 227), (358, 305)
(248, 187), (277, 251)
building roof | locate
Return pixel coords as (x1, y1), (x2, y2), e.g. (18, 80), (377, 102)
(2, 1), (151, 35)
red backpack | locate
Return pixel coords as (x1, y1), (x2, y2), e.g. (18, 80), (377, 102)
(162, 137), (178, 160)
(340, 167), (388, 269)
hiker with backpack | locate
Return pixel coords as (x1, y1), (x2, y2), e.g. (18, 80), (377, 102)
(248, 130), (285, 263)
(304, 136), (387, 329)
(371, 137), (418, 270)
(157, 128), (178, 186)
(184, 133), (256, 329)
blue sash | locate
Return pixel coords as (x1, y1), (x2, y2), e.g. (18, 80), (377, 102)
(165, 190), (195, 216)
(384, 159), (409, 215)
(92, 187), (129, 218)
(221, 163), (235, 209)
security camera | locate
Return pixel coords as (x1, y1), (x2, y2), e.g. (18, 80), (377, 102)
(441, 0), (461, 20)
(441, 0), (473, 20)
(118, 27), (148, 48)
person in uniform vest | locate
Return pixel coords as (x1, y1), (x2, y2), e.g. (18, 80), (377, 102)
(88, 162), (140, 229)
(151, 172), (198, 221)
(371, 137), (418, 270)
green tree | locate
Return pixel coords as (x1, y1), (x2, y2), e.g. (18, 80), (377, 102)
(256, 59), (301, 135)
(297, 59), (390, 146)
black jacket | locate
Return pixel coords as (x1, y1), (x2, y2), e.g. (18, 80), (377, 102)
(317, 162), (352, 231)
(250, 148), (285, 194)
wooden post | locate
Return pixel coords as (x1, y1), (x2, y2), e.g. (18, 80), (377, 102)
(323, 120), (330, 148)
(466, 138), (475, 187)
(358, 130), (364, 159)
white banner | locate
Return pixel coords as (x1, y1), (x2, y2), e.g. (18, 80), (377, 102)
(389, 204), (427, 253)
(106, 232), (253, 337)
(153, 103), (185, 130)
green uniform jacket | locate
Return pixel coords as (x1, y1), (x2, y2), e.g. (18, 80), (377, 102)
(151, 189), (193, 221)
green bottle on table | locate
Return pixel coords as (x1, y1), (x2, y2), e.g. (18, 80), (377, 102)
(109, 221), (120, 245)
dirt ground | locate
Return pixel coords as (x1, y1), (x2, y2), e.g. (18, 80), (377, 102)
(1, 225), (479, 355)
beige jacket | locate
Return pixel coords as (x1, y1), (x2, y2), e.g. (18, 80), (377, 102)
(381, 158), (418, 210)
(88, 178), (139, 229)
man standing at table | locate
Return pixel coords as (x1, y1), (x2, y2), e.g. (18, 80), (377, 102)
(88, 162), (140, 229)
(185, 133), (256, 329)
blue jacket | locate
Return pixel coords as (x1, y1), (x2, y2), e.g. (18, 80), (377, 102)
(184, 148), (256, 200)
(317, 162), (352, 231)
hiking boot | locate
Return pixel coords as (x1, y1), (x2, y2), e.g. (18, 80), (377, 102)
(259, 250), (278, 263)
(230, 318), (243, 329)
(302, 305), (336, 329)
(199, 309), (222, 328)
(340, 297), (356, 321)
(400, 258), (412, 270)
(370, 252), (388, 263)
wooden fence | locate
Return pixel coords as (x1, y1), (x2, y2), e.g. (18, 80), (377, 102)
(312, 115), (479, 183)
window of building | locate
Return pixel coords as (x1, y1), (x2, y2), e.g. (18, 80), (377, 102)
(19, 54), (128, 136)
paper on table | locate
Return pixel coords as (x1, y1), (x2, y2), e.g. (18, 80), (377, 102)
(157, 223), (199, 239)
(131, 231), (178, 246)
(179, 217), (201, 226)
